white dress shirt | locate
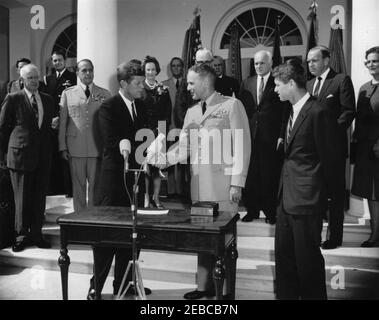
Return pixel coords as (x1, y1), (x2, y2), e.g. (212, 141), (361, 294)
(79, 81), (93, 100)
(312, 67), (330, 96)
(292, 92), (311, 125)
(256, 72), (271, 103)
(118, 89), (137, 121)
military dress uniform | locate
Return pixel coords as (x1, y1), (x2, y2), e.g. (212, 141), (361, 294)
(58, 83), (111, 212)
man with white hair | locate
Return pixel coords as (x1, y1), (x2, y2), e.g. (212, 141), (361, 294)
(195, 47), (213, 65)
(0, 64), (54, 252)
(239, 50), (290, 224)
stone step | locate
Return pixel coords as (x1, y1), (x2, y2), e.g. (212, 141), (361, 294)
(1, 245), (377, 300)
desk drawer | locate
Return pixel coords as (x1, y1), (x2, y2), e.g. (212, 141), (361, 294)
(138, 229), (176, 249)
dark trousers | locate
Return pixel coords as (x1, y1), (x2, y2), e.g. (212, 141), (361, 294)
(326, 159), (346, 244)
(90, 170), (145, 296)
(243, 144), (281, 219)
(10, 167), (49, 243)
(275, 202), (327, 300)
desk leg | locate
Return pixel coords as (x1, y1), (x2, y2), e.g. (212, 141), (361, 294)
(58, 248), (70, 300)
(213, 257), (225, 300)
(229, 240), (238, 300)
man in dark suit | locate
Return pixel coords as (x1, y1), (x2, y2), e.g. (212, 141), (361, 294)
(87, 60), (151, 300)
(44, 50), (76, 197)
(273, 58), (338, 299)
(0, 64), (54, 252)
(212, 56), (240, 97)
(306, 45), (356, 249)
(239, 50), (289, 224)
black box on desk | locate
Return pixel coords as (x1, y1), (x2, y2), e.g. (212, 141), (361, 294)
(190, 201), (219, 216)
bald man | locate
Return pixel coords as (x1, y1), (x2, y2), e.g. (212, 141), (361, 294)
(239, 50), (290, 224)
(0, 64), (54, 252)
(195, 48), (213, 65)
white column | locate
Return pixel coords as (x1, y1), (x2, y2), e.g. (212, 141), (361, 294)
(77, 0), (118, 93)
(350, 0), (379, 218)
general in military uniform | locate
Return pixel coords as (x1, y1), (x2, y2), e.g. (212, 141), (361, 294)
(58, 59), (111, 212)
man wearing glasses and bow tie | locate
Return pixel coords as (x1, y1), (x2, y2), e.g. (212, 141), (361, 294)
(306, 45), (356, 250)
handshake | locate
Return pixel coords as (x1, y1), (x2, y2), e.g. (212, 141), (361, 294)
(145, 133), (174, 170)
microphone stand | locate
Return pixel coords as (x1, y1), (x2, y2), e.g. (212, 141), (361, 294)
(116, 164), (147, 300)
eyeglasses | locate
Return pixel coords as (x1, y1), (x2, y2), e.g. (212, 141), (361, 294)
(365, 60), (379, 66)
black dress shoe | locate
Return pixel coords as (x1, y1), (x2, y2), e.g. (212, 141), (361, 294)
(87, 288), (97, 300)
(126, 285), (152, 296)
(33, 239), (51, 249)
(321, 240), (341, 250)
(12, 241), (26, 252)
(361, 240), (379, 247)
(265, 217), (276, 225)
(183, 290), (215, 300)
(242, 215), (255, 222)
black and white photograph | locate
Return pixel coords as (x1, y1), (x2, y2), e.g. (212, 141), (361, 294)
(0, 0), (378, 305)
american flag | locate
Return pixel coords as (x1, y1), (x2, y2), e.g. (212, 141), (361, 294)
(272, 16), (283, 68)
(228, 22), (242, 83)
(306, 0), (318, 79)
(182, 7), (202, 75)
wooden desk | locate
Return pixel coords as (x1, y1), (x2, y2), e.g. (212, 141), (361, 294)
(57, 207), (239, 300)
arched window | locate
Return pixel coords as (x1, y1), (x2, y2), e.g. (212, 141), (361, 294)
(212, 1), (307, 78)
(52, 23), (77, 59)
(51, 23), (77, 72)
(220, 8), (302, 49)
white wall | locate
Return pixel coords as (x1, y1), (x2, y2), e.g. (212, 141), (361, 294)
(8, 0), (75, 79)
(8, 0), (350, 82)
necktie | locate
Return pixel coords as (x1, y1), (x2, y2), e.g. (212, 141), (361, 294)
(313, 76), (323, 98)
(20, 80), (24, 90)
(131, 102), (137, 121)
(31, 94), (39, 123)
(57, 72), (61, 79)
(85, 85), (90, 99)
(201, 101), (206, 115)
(176, 79), (180, 90)
(257, 76), (264, 104)
(286, 107), (294, 144)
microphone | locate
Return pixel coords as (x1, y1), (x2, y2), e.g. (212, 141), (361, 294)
(119, 139), (131, 172)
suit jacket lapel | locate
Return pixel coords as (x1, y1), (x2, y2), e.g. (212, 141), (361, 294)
(117, 93), (134, 127)
(307, 78), (316, 94)
(317, 69), (336, 100)
(286, 98), (313, 151)
(259, 75), (274, 105)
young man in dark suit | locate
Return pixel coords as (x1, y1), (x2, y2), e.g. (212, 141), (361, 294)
(87, 60), (151, 300)
(239, 50), (290, 224)
(307, 45), (356, 249)
(0, 64), (54, 252)
(273, 59), (338, 299)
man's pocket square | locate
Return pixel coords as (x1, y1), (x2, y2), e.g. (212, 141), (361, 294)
(326, 94), (334, 98)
